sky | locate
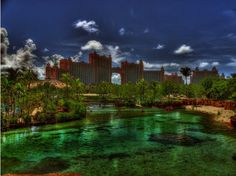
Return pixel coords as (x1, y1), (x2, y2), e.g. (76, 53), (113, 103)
(1, 0), (236, 78)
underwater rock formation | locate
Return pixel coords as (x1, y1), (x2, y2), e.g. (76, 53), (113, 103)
(149, 133), (204, 146)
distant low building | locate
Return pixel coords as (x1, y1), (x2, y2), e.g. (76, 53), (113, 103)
(143, 67), (165, 83)
(191, 67), (219, 84)
(164, 73), (184, 84)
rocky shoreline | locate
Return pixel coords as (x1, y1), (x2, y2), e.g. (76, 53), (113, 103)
(180, 99), (236, 128)
(184, 105), (235, 125)
(149, 98), (236, 128)
(181, 98), (236, 110)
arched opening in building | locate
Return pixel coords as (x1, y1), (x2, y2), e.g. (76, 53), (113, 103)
(111, 73), (121, 85)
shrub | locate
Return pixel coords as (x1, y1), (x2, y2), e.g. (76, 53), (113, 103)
(55, 112), (81, 122)
(37, 112), (55, 124)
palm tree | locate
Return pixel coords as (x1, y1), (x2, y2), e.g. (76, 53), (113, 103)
(1, 76), (12, 128)
(96, 81), (112, 102)
(180, 67), (192, 85)
(72, 78), (85, 100)
(149, 81), (160, 101)
(17, 68), (38, 89)
(13, 83), (25, 118)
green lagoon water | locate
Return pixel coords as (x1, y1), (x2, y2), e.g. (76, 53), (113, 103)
(1, 107), (236, 176)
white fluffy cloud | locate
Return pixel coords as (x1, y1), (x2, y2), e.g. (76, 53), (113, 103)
(43, 48), (49, 52)
(39, 54), (65, 79)
(71, 51), (83, 62)
(142, 61), (179, 70)
(34, 65), (45, 80)
(144, 28), (149, 33)
(1, 37), (37, 70)
(81, 40), (103, 51)
(1, 28), (10, 60)
(74, 20), (99, 33)
(199, 62), (209, 68)
(45, 54), (64, 66)
(199, 61), (220, 68)
(212, 62), (219, 66)
(25, 38), (36, 51)
(226, 33), (236, 40)
(119, 28), (125, 36)
(174, 44), (193, 54)
(81, 41), (129, 65)
(105, 45), (128, 64)
(153, 44), (164, 50)
(51, 54), (64, 64)
(0, 28), (47, 80)
(227, 58), (236, 67)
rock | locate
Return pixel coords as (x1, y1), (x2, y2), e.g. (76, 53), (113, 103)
(149, 133), (204, 146)
(182, 99), (236, 110)
(26, 157), (70, 174)
(1, 156), (21, 170)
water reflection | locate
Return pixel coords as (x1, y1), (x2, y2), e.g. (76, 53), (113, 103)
(1, 108), (236, 175)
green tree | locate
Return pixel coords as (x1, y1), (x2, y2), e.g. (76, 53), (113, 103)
(40, 82), (57, 114)
(61, 73), (73, 99)
(228, 75), (236, 100)
(1, 76), (13, 128)
(201, 77), (217, 98)
(120, 83), (137, 106)
(13, 83), (25, 119)
(181, 84), (204, 98)
(161, 80), (180, 98)
(17, 68), (38, 89)
(71, 78), (85, 100)
(149, 81), (161, 101)
(136, 79), (148, 104)
(96, 81), (112, 100)
(208, 79), (231, 100)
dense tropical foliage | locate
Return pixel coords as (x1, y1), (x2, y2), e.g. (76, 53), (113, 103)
(1, 67), (236, 131)
(1, 70), (86, 130)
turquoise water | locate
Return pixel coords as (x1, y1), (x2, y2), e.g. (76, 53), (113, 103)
(1, 108), (236, 175)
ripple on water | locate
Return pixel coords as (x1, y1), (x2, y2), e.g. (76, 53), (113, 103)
(2, 108), (236, 175)
(148, 133), (206, 146)
(25, 157), (70, 174)
(232, 154), (236, 161)
(1, 156), (21, 172)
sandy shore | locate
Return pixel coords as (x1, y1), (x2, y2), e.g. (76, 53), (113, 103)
(185, 105), (235, 124)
